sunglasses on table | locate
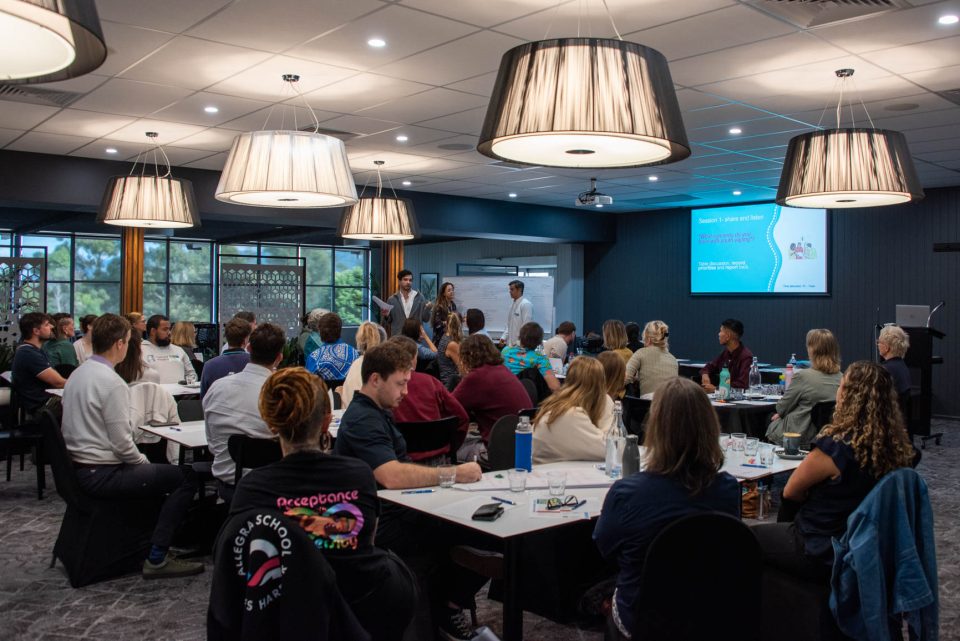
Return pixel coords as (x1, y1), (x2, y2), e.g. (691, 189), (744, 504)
(546, 495), (585, 510)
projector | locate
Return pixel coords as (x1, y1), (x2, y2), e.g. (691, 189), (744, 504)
(576, 177), (613, 207)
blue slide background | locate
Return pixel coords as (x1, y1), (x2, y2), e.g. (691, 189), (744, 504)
(690, 204), (827, 294)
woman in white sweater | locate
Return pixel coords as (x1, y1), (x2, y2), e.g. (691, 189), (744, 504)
(340, 322), (382, 408)
(532, 357), (613, 464)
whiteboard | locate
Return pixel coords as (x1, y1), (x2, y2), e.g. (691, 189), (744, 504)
(445, 276), (555, 337)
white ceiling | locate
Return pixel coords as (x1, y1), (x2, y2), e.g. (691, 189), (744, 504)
(3, 0), (960, 215)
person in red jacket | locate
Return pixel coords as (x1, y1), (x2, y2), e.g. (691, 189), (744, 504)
(388, 336), (469, 461)
(452, 334), (530, 442)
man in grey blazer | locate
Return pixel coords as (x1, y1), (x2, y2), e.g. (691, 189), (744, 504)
(381, 269), (432, 337)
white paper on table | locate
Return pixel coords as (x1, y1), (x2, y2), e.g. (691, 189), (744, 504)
(372, 296), (394, 313)
(529, 497), (593, 520)
(454, 467), (613, 492)
(436, 495), (519, 520)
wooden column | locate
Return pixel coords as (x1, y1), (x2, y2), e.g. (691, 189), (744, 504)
(379, 240), (403, 334)
(120, 227), (144, 315)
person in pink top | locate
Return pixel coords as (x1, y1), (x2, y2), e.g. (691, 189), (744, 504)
(452, 334), (530, 442)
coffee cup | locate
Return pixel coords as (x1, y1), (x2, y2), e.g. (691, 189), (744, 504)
(782, 432), (802, 456)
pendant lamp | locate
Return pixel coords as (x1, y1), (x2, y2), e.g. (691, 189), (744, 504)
(98, 132), (200, 229)
(777, 69), (924, 208)
(0, 0), (107, 84)
(215, 74), (358, 208)
(338, 161), (418, 240)
(477, 37), (690, 168)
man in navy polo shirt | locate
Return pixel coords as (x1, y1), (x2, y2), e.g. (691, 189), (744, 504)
(199, 317), (251, 398)
(12, 312), (66, 419)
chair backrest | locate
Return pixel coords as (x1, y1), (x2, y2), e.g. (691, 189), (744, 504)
(634, 512), (761, 641)
(394, 416), (460, 461)
(621, 395), (651, 440)
(177, 398), (204, 422)
(486, 414), (519, 471)
(518, 407), (537, 419)
(227, 435), (283, 486)
(39, 407), (91, 510)
(810, 400), (836, 432)
(519, 378), (538, 406)
(208, 508), (371, 641)
(54, 363), (76, 379)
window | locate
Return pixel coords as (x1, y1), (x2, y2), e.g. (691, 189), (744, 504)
(19, 234), (71, 315)
(144, 238), (214, 322)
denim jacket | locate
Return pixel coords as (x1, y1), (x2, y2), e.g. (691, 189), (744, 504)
(829, 468), (938, 641)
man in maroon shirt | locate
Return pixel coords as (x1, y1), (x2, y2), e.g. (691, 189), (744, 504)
(388, 336), (470, 460)
(700, 318), (754, 391)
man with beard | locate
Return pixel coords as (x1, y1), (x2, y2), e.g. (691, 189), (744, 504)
(141, 314), (197, 384)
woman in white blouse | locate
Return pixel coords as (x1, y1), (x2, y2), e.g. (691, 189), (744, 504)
(339, 322), (382, 408)
(532, 356), (613, 464)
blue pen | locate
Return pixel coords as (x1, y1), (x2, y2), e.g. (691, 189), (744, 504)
(571, 500), (587, 510)
(741, 463), (767, 469)
(401, 489), (436, 494)
(491, 496), (515, 506)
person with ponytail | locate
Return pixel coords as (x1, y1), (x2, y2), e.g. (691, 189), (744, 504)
(229, 367), (416, 641)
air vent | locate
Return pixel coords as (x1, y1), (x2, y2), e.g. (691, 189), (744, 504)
(936, 88), (960, 108)
(744, 0), (915, 29)
(295, 124), (360, 141)
(624, 194), (699, 207)
(0, 84), (84, 108)
(437, 142), (473, 151)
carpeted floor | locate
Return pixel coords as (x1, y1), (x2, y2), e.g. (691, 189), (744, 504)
(1, 420), (956, 641)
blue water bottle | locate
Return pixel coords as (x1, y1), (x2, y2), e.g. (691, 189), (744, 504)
(514, 415), (533, 471)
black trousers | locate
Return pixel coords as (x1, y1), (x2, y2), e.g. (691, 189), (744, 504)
(75, 462), (197, 550)
(751, 522), (831, 582)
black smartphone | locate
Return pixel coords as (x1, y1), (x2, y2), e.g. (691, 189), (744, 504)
(471, 503), (504, 521)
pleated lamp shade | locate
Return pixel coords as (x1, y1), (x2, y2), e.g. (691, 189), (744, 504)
(777, 128), (924, 208)
(98, 175), (200, 228)
(338, 196), (418, 241)
(478, 37), (690, 168)
(215, 130), (358, 208)
(1, 0), (107, 84)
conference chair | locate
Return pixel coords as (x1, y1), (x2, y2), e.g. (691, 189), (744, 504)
(176, 398), (204, 422)
(2, 381), (46, 499)
(394, 416), (460, 464)
(41, 408), (163, 587)
(621, 395), (651, 441)
(486, 414), (519, 471)
(519, 378), (538, 407)
(632, 513), (761, 641)
(227, 435), (283, 487)
(810, 401), (836, 433)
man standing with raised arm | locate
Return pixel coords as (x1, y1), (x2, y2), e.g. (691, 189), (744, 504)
(381, 269), (432, 337)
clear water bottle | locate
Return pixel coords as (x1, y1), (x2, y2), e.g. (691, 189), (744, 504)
(605, 401), (626, 479)
(748, 357), (761, 392)
(514, 415), (533, 471)
(785, 353), (796, 390)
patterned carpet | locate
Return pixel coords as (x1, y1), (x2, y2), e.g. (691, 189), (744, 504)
(0, 421), (956, 641)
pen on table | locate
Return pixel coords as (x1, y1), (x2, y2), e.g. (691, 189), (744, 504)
(169, 426), (182, 431)
(570, 500), (587, 510)
(741, 463), (767, 469)
(491, 496), (515, 506)
(401, 489), (436, 494)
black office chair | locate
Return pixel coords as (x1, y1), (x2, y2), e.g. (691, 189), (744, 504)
(227, 435), (283, 487)
(176, 398), (204, 422)
(3, 381), (46, 499)
(632, 512), (762, 641)
(621, 395), (651, 441)
(486, 415), (519, 471)
(394, 416), (460, 464)
(810, 400), (836, 433)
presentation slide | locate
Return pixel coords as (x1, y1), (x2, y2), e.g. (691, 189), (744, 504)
(690, 204), (828, 294)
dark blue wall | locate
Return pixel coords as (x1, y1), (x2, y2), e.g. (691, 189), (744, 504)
(584, 187), (960, 416)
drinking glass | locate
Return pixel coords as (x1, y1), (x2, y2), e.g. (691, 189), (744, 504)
(731, 433), (746, 452)
(743, 437), (759, 458)
(757, 484), (770, 520)
(730, 388), (745, 401)
(438, 464), (456, 488)
(760, 445), (775, 467)
(719, 433), (731, 452)
(547, 471), (567, 496)
(508, 468), (528, 492)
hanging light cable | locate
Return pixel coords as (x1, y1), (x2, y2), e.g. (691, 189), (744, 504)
(338, 160), (418, 240)
(777, 68), (924, 208)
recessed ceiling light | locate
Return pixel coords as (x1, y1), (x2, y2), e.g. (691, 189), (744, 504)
(105, 147), (118, 154)
(368, 38), (386, 48)
(938, 14), (959, 25)
(648, 175), (658, 181)
(395, 135), (408, 142)
(402, 180), (412, 186)
(729, 127), (742, 135)
(732, 190), (742, 196)
(204, 106), (219, 114)
(595, 203), (604, 208)
(508, 193), (518, 198)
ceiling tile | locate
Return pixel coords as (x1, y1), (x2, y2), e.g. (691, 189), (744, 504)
(121, 37), (273, 90)
(106, 119), (209, 145)
(289, 5), (477, 71)
(187, 0), (384, 53)
(94, 0), (233, 33)
(206, 56), (357, 101)
(682, 103), (779, 130)
(6, 132), (93, 155)
(375, 31), (524, 85)
(349, 125), (456, 151)
(444, 71), (499, 97)
(152, 92), (273, 126)
(34, 110), (136, 138)
(401, 0), (556, 28)
(677, 89), (733, 111)
(863, 36), (960, 75)
(30, 73), (111, 96)
(816, 5), (960, 54)
(320, 114), (400, 136)
(70, 140), (144, 161)
(414, 106), (487, 135)
(70, 79), (194, 117)
(871, 109), (960, 132)
(423, 164), (518, 182)
(903, 64), (960, 92)
(359, 87), (488, 123)
(168, 127), (240, 152)
(218, 105), (343, 132)
(97, 22), (176, 76)
(0, 103), (60, 130)
(0, 129), (24, 147)
(301, 74), (432, 114)
(183, 152), (229, 170)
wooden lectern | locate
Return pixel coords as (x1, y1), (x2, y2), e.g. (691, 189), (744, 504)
(902, 325), (944, 447)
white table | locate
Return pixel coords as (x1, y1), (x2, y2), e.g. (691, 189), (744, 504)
(46, 382), (203, 398)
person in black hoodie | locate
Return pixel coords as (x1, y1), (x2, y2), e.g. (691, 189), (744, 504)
(229, 367), (416, 641)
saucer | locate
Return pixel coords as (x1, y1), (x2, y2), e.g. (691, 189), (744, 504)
(774, 447), (808, 461)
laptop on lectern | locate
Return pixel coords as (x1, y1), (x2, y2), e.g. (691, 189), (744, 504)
(895, 305), (929, 328)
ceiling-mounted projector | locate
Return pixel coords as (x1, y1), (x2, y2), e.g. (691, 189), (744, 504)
(576, 177), (613, 206)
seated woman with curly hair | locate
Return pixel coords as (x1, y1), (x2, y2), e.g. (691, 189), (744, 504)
(229, 367), (416, 641)
(752, 361), (915, 582)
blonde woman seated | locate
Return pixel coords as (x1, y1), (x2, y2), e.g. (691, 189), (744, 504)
(340, 321), (382, 408)
(598, 351), (626, 402)
(602, 319), (633, 364)
(625, 320), (678, 396)
(766, 328), (842, 446)
(532, 357), (613, 464)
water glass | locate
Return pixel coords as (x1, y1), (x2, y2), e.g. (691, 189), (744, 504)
(438, 464), (457, 488)
(508, 468), (528, 492)
(547, 471), (567, 496)
(719, 433), (731, 452)
(760, 445), (775, 467)
(757, 484), (770, 520)
(730, 388), (745, 401)
(731, 433), (746, 452)
(744, 437), (760, 458)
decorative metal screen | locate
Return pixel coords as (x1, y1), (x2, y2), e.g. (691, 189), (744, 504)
(218, 263), (304, 338)
(0, 257), (46, 347)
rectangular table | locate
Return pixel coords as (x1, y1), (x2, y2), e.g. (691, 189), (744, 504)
(47, 382), (203, 398)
